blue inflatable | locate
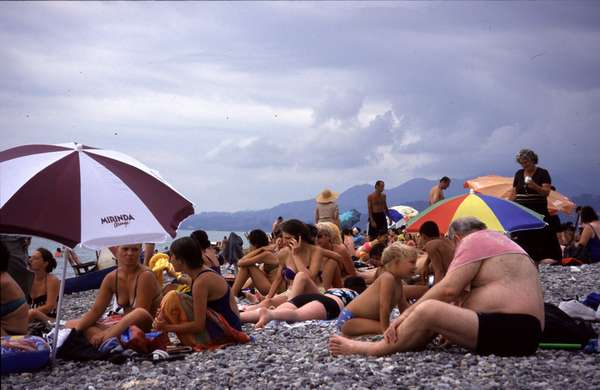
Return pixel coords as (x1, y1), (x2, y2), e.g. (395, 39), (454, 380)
(1, 335), (50, 375)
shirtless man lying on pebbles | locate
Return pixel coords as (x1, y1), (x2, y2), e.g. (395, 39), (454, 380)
(330, 217), (545, 358)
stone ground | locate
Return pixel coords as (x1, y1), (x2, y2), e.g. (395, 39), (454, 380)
(2, 263), (599, 390)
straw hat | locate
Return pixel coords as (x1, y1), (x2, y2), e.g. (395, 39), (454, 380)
(316, 188), (339, 203)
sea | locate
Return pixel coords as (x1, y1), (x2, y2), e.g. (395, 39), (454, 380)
(28, 230), (248, 280)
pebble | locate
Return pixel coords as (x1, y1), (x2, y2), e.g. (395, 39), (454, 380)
(3, 264), (600, 389)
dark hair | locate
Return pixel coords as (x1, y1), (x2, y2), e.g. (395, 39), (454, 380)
(370, 243), (386, 260)
(37, 247), (57, 273)
(440, 176), (450, 183)
(190, 230), (211, 250)
(248, 229), (269, 248)
(343, 276), (367, 294)
(580, 206), (598, 223)
(341, 228), (353, 237)
(280, 219), (314, 245)
(170, 237), (203, 269)
(307, 224), (318, 244)
(0, 241), (9, 273)
(419, 221), (440, 238)
(375, 180), (384, 187)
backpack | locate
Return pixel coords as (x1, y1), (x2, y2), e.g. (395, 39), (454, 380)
(541, 303), (597, 345)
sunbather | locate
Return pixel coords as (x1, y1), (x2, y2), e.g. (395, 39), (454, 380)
(317, 222), (356, 290)
(231, 229), (279, 297)
(336, 242), (417, 337)
(153, 237), (249, 348)
(191, 230), (222, 274)
(261, 219), (343, 309)
(1, 242), (28, 336)
(330, 217), (545, 357)
(66, 244), (163, 348)
(27, 247), (60, 323)
(253, 276), (367, 328)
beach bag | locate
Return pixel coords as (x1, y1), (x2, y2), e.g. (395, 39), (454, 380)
(541, 303), (597, 345)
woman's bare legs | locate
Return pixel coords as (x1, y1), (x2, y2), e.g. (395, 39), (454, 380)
(255, 301), (328, 328)
(286, 272), (320, 300)
(247, 266), (273, 295)
(321, 260), (342, 290)
(231, 267), (251, 297)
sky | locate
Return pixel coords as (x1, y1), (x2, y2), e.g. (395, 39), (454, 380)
(1, 1), (599, 212)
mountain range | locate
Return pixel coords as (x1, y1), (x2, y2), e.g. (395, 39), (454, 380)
(180, 176), (599, 232)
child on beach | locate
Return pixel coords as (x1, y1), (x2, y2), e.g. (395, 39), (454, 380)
(153, 237), (249, 349)
(336, 242), (417, 337)
(231, 229), (280, 297)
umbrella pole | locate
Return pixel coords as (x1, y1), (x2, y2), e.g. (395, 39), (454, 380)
(50, 245), (70, 363)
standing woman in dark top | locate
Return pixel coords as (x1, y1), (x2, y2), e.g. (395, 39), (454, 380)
(27, 248), (60, 322)
(510, 149), (562, 262)
(190, 230), (221, 274)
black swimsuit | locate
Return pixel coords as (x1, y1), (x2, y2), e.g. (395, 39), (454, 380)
(27, 275), (56, 318)
(189, 269), (242, 331)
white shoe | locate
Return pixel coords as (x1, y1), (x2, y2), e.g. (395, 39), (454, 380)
(45, 327), (72, 350)
(559, 300), (597, 321)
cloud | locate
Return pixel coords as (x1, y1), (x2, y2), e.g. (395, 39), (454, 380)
(1, 2), (599, 211)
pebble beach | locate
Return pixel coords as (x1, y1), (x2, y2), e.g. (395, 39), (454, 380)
(3, 263), (599, 390)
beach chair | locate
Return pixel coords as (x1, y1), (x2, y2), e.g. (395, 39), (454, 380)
(66, 248), (97, 275)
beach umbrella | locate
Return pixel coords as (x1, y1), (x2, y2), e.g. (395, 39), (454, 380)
(387, 205), (419, 228)
(405, 191), (546, 234)
(464, 175), (576, 215)
(340, 209), (361, 230)
(0, 142), (195, 360)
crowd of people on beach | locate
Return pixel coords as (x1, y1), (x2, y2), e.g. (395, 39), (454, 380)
(1, 148), (599, 363)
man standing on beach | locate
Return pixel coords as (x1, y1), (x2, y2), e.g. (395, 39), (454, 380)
(429, 177), (451, 205)
(367, 180), (390, 240)
(330, 217), (544, 357)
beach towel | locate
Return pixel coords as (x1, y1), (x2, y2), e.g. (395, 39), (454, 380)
(448, 230), (529, 273)
(158, 291), (250, 351)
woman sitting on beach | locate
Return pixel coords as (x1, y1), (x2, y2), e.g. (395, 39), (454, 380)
(27, 248), (60, 323)
(337, 242), (417, 337)
(66, 244), (163, 349)
(190, 230), (222, 274)
(317, 222), (356, 290)
(153, 237), (249, 349)
(1, 242), (28, 336)
(260, 219), (344, 309)
(231, 229), (279, 297)
(251, 275), (366, 328)
(574, 206), (600, 263)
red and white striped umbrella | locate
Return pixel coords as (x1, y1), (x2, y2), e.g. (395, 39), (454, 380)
(0, 142), (195, 249)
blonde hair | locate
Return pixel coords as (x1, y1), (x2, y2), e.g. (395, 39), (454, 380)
(316, 222), (342, 245)
(381, 242), (417, 268)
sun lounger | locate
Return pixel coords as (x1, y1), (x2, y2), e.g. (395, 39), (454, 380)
(66, 248), (97, 275)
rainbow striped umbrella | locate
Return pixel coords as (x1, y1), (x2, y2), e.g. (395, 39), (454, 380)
(405, 192), (546, 234)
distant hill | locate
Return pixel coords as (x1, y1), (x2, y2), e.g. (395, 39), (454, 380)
(181, 177), (465, 231)
(180, 175), (600, 232)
